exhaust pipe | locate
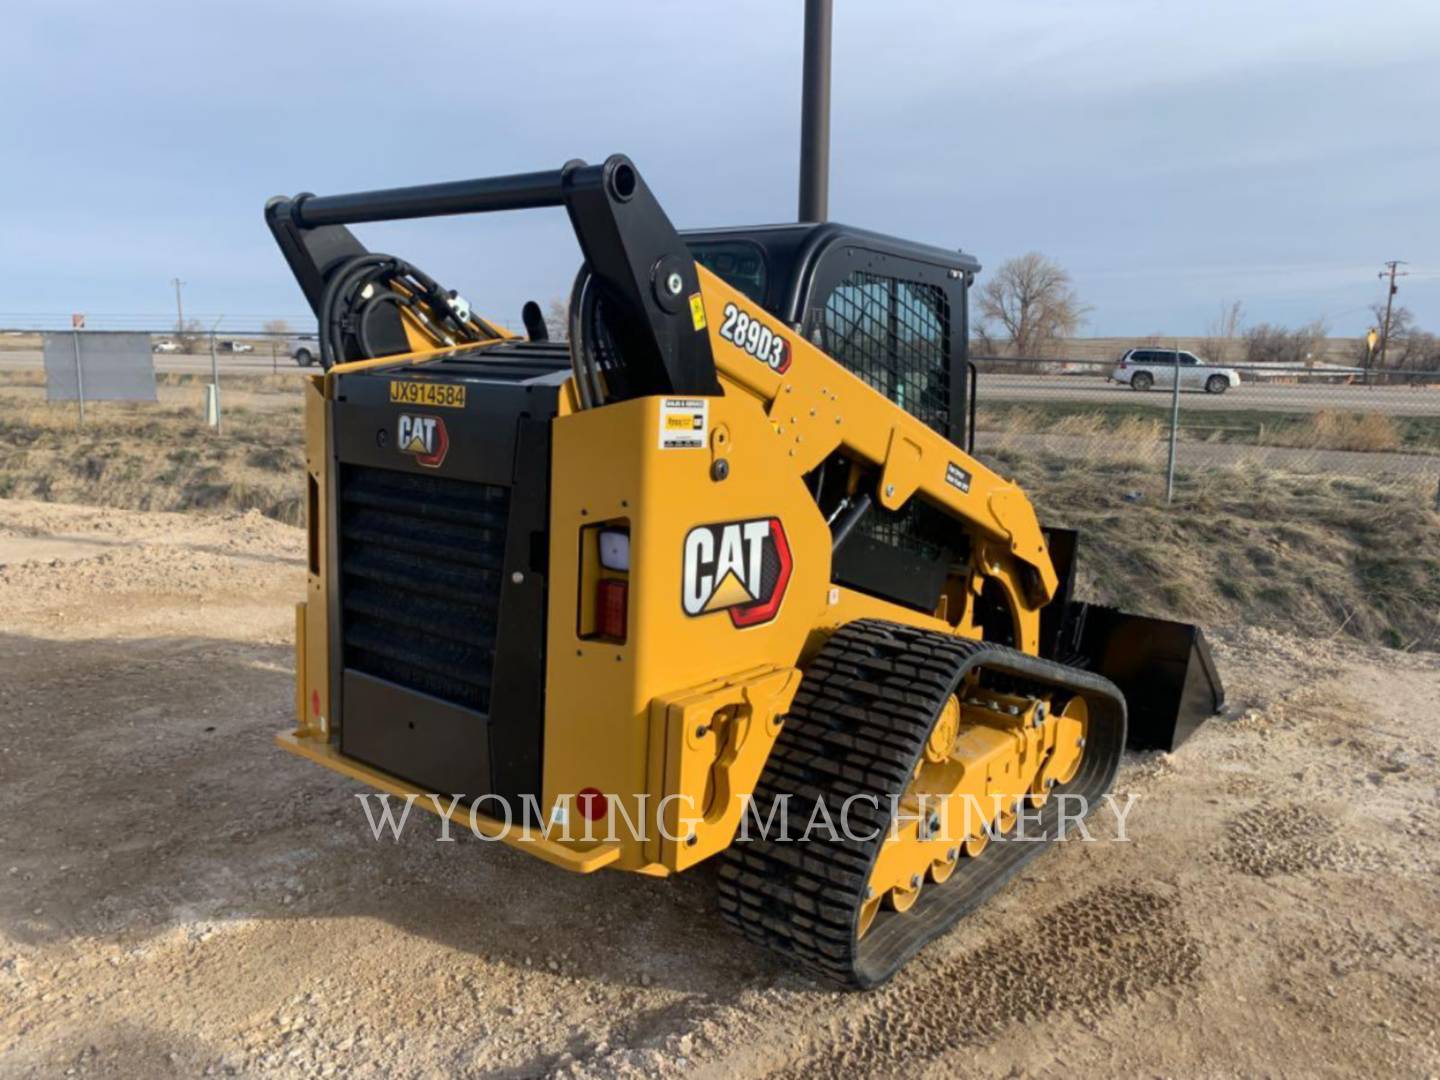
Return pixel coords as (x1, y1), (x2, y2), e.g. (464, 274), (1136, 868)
(798, 0), (832, 223)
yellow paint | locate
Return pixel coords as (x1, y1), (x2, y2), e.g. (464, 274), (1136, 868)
(323, 338), (505, 395)
(647, 665), (800, 871)
(292, 254), (1067, 879)
(298, 378), (331, 738)
(858, 692), (1089, 936)
(274, 733), (621, 872)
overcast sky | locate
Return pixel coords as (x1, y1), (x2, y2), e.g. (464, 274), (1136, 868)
(3, 0), (1437, 336)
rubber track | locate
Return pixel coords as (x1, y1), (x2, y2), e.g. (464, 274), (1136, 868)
(716, 619), (1128, 988)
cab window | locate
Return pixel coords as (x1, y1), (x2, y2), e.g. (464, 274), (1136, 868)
(688, 241), (767, 305)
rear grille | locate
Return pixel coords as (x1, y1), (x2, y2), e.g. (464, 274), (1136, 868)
(339, 466), (509, 713)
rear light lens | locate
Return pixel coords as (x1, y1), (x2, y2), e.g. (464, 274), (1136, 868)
(596, 579), (627, 640)
(598, 528), (630, 571)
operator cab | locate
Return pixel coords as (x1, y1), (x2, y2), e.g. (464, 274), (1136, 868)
(683, 223), (978, 447)
(684, 224), (981, 615)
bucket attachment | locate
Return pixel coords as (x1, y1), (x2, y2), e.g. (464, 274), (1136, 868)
(1040, 526), (1225, 752)
(1059, 603), (1225, 752)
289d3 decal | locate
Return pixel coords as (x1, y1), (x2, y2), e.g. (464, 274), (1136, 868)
(718, 303), (791, 374)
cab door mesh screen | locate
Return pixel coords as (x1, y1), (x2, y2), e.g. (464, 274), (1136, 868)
(816, 271), (950, 436)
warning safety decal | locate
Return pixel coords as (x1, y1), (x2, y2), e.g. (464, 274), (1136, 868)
(658, 397), (709, 450)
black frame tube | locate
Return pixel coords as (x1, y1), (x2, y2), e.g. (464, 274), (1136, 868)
(798, 0), (833, 223)
(267, 154), (720, 398)
(292, 167), (581, 228)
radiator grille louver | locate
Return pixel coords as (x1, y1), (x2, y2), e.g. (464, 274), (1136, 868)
(339, 466), (509, 713)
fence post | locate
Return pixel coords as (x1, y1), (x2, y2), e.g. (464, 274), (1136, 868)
(70, 329), (86, 425)
(208, 331), (222, 434)
(1165, 346), (1181, 503)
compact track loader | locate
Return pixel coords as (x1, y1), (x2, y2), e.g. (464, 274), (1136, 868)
(265, 153), (1223, 986)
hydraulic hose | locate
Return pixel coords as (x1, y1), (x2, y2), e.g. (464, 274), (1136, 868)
(567, 263), (609, 409)
(317, 253), (487, 369)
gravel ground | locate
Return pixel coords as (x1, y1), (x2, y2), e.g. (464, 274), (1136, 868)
(1, 499), (1437, 1078)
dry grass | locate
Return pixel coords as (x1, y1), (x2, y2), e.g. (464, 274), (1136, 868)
(977, 401), (1439, 458)
(983, 408), (1170, 465)
(0, 369), (299, 393)
(988, 408), (1167, 441)
(1268, 410), (1402, 452)
(2, 377), (1437, 651)
(0, 380), (306, 525)
(993, 449), (1440, 651)
(0, 370), (45, 387)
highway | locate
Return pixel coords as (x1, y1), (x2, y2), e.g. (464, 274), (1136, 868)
(977, 374), (1440, 415)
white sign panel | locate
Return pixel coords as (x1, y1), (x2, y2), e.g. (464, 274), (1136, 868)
(43, 332), (157, 402)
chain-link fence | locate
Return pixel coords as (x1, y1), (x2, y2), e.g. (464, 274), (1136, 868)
(0, 329), (318, 374)
(970, 355), (1440, 502)
(4, 329), (1438, 500)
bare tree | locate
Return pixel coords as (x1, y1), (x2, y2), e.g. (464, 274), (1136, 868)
(976, 253), (1087, 357)
(544, 297), (568, 341)
(1369, 303), (1412, 368)
(263, 318), (293, 339)
(1243, 318), (1328, 366)
(1364, 304), (1440, 372)
(1204, 300), (1244, 363)
(174, 319), (209, 354)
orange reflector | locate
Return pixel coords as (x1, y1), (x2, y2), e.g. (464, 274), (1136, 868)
(597, 579), (627, 640)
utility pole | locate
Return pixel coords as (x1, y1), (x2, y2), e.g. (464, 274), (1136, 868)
(1375, 260), (1408, 381)
(171, 277), (187, 335)
(207, 314), (224, 433)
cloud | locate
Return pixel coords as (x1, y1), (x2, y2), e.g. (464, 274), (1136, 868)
(1, 0), (1436, 334)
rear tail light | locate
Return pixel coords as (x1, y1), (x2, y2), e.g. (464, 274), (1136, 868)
(1118, 360), (1128, 370)
(596, 579), (627, 640)
(598, 528), (630, 571)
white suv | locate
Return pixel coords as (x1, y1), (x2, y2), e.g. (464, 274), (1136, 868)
(1111, 349), (1239, 394)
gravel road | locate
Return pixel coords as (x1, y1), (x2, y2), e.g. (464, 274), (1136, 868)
(1, 500), (1436, 1077)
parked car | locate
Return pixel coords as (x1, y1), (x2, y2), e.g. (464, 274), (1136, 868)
(219, 340), (255, 353)
(152, 339), (180, 353)
(288, 336), (320, 366)
(1110, 348), (1239, 394)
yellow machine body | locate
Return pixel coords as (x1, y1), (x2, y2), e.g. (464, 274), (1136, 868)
(285, 266), (1058, 877)
(266, 149), (1223, 987)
